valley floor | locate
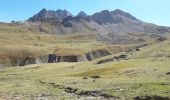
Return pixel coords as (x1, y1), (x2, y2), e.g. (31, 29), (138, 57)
(0, 54), (170, 99)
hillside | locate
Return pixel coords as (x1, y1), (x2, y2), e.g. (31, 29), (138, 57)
(0, 22), (131, 67)
(1, 20), (163, 67)
(0, 39), (170, 99)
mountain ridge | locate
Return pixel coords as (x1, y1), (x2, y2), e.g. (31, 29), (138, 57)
(26, 8), (170, 44)
(28, 8), (72, 21)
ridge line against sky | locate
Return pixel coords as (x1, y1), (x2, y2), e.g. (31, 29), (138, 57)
(0, 0), (170, 26)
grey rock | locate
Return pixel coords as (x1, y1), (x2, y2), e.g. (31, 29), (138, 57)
(29, 9), (72, 21)
(0, 64), (4, 71)
(77, 11), (88, 17)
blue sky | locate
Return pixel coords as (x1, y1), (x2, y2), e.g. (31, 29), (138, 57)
(0, 0), (170, 26)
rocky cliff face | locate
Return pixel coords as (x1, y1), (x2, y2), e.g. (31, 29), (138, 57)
(9, 55), (48, 66)
(0, 49), (111, 67)
(85, 50), (111, 61)
(48, 55), (79, 63)
(48, 49), (111, 63)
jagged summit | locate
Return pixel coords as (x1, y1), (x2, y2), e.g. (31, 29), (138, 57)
(55, 9), (72, 19)
(40, 8), (47, 12)
(28, 9), (136, 23)
(111, 9), (137, 20)
(77, 11), (88, 17)
(91, 9), (137, 24)
(91, 10), (114, 24)
(28, 8), (72, 21)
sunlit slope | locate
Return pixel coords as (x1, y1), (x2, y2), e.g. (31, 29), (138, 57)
(70, 39), (170, 77)
(0, 23), (104, 55)
(0, 23), (122, 67)
(0, 22), (151, 67)
(130, 39), (170, 58)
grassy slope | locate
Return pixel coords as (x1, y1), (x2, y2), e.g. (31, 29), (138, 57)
(0, 23), (120, 67)
(0, 39), (170, 99)
(0, 23), (149, 67)
(0, 23), (105, 56)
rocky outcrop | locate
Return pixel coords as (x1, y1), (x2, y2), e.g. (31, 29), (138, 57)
(37, 80), (120, 99)
(10, 56), (48, 66)
(0, 64), (4, 71)
(48, 50), (111, 63)
(166, 72), (170, 75)
(77, 55), (88, 62)
(57, 56), (78, 62)
(86, 50), (111, 61)
(96, 54), (128, 64)
(48, 54), (87, 63)
(48, 54), (57, 63)
(96, 59), (113, 64)
(134, 95), (170, 100)
(0, 49), (111, 67)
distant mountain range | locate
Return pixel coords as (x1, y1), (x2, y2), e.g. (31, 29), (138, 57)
(27, 9), (170, 44)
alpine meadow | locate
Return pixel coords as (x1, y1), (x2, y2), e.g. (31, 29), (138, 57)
(0, 0), (170, 100)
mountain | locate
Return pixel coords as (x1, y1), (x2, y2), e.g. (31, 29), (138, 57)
(28, 9), (72, 21)
(91, 9), (137, 24)
(91, 9), (170, 34)
(77, 11), (88, 17)
(27, 9), (170, 44)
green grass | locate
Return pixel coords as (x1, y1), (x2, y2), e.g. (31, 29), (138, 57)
(0, 55), (169, 99)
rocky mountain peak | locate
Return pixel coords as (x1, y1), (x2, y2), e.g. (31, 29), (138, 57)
(91, 9), (138, 24)
(40, 8), (47, 13)
(28, 9), (72, 21)
(56, 9), (72, 19)
(111, 9), (137, 20)
(91, 10), (114, 24)
(77, 11), (87, 17)
(112, 9), (125, 14)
